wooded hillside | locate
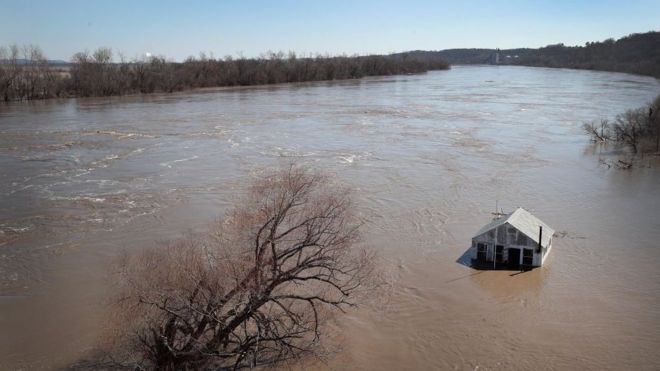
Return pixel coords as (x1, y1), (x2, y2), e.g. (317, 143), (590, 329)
(405, 31), (660, 78)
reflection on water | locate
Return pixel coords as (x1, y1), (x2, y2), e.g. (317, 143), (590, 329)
(1, 66), (660, 370)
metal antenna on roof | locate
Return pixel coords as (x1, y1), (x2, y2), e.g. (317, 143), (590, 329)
(492, 200), (505, 220)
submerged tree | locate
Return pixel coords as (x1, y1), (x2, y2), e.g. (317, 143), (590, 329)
(582, 120), (611, 142)
(584, 94), (660, 156)
(106, 167), (375, 370)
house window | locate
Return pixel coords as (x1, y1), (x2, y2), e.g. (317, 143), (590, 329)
(516, 233), (528, 246)
(522, 249), (533, 266)
(477, 243), (487, 262)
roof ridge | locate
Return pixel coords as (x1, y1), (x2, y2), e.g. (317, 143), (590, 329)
(473, 207), (555, 247)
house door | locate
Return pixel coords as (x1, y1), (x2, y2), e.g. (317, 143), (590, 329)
(508, 248), (521, 269)
(476, 243), (487, 262)
(522, 249), (534, 268)
(495, 245), (504, 264)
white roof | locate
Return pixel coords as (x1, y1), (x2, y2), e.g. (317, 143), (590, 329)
(473, 207), (555, 247)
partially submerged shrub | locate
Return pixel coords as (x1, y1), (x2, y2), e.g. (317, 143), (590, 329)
(584, 94), (660, 156)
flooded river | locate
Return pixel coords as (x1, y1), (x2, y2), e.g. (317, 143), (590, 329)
(1, 66), (660, 370)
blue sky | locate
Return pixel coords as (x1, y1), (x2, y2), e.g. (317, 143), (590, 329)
(1, 0), (658, 61)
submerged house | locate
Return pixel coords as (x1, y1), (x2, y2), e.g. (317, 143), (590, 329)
(472, 207), (554, 269)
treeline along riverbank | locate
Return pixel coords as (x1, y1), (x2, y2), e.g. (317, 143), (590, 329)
(0, 47), (449, 101)
(406, 31), (660, 79)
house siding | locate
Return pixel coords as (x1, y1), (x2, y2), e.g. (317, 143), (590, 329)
(472, 222), (547, 267)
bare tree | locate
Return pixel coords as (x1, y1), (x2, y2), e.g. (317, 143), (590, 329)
(651, 95), (660, 152)
(0, 44), (21, 101)
(583, 120), (611, 142)
(0, 46), (8, 101)
(584, 96), (660, 169)
(106, 167), (375, 370)
(612, 108), (646, 154)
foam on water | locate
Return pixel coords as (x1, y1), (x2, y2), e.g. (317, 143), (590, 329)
(159, 155), (200, 168)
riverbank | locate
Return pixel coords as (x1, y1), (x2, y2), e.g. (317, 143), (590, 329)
(0, 49), (449, 102)
(407, 31), (660, 79)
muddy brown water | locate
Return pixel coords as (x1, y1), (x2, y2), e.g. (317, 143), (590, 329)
(1, 66), (660, 370)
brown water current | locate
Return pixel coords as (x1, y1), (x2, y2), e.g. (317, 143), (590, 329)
(1, 65), (660, 370)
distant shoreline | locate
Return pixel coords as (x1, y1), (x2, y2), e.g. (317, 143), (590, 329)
(0, 51), (449, 102)
(0, 68), (449, 105)
(3, 30), (657, 103)
(402, 31), (660, 79)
